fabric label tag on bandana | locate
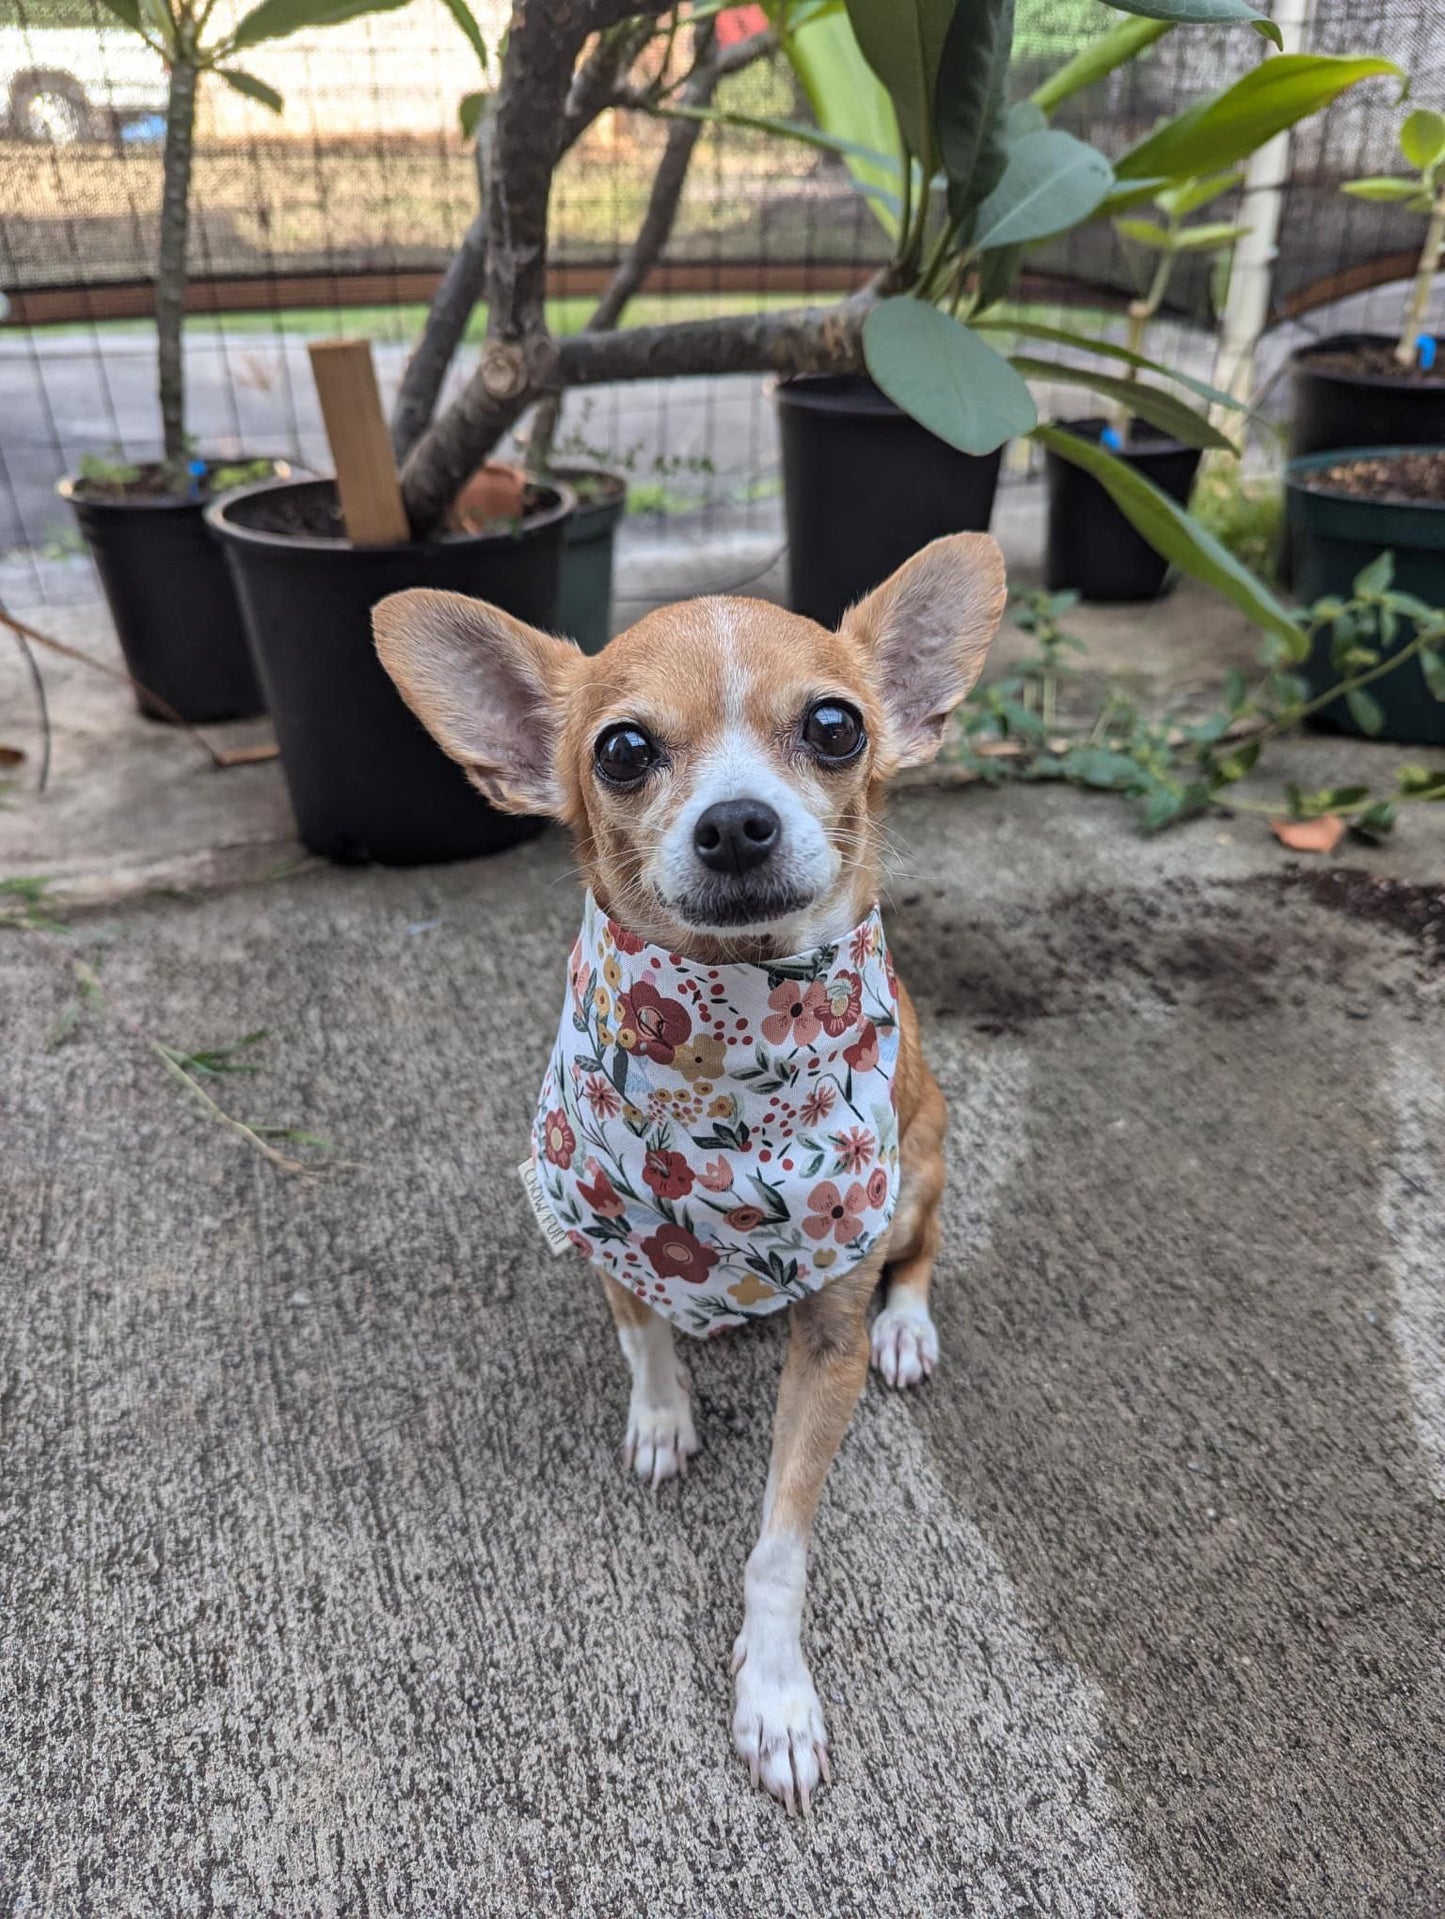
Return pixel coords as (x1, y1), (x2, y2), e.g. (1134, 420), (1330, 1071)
(519, 1156), (572, 1257)
(527, 892), (901, 1337)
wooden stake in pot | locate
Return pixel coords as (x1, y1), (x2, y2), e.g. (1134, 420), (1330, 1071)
(307, 339), (409, 545)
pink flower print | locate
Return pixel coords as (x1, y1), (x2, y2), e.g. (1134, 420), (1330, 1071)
(725, 1204), (766, 1233)
(849, 921), (877, 967)
(583, 1073), (621, 1119)
(834, 1126), (875, 1175)
(802, 1179), (869, 1244)
(866, 1165), (889, 1210)
(699, 1157), (734, 1192)
(761, 979), (828, 1047)
(608, 919), (645, 954)
(844, 1021), (879, 1074)
(542, 1108), (576, 1169)
(798, 1083), (837, 1128)
(642, 1147), (694, 1201)
(818, 970), (862, 1037)
(577, 1159), (625, 1219)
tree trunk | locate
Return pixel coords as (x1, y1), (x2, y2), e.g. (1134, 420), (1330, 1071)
(156, 54), (198, 472)
(401, 291), (876, 532)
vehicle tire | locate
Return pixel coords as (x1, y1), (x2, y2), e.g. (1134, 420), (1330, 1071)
(11, 73), (91, 144)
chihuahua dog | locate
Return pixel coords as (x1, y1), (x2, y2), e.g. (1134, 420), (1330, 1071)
(374, 531), (1005, 1812)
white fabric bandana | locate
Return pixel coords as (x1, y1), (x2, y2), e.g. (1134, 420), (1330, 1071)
(524, 892), (902, 1337)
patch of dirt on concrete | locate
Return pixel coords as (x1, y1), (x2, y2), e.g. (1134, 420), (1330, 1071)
(1274, 868), (1445, 969)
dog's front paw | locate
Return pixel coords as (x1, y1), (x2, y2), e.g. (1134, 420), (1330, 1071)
(622, 1388), (698, 1488)
(870, 1295), (939, 1388)
(731, 1631), (829, 1813)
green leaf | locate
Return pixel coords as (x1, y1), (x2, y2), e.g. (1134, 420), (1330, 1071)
(1162, 220), (1252, 251)
(934, 0), (1015, 234)
(972, 128), (1114, 252)
(1010, 356), (1235, 449)
(1116, 55), (1402, 184)
(1401, 106), (1445, 172)
(974, 314), (1249, 412)
(458, 89), (487, 139)
(138, 0), (174, 50)
(1034, 424), (1303, 647)
(1353, 550), (1394, 596)
(842, 0), (954, 172)
(1397, 763), (1445, 798)
(217, 66), (283, 111)
(1154, 168), (1243, 217)
(1115, 216), (1172, 250)
(1346, 688), (1385, 736)
(438, 0), (486, 69)
(1224, 666), (1248, 712)
(1420, 648), (1445, 701)
(784, 5), (904, 237)
(864, 297), (1036, 454)
(94, 0), (143, 27)
(1031, 15), (1170, 114)
(1100, 0), (1281, 47)
(1350, 801), (1397, 842)
(1143, 785), (1188, 831)
(1062, 745), (1150, 791)
(1216, 739), (1261, 781)
(227, 0), (410, 56)
(1006, 99), (1047, 140)
(656, 103), (901, 178)
(973, 242), (1026, 314)
(1341, 175), (1428, 203)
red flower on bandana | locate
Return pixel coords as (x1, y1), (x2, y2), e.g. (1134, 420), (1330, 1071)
(616, 978), (692, 1063)
(866, 1165), (889, 1210)
(818, 970), (863, 1037)
(642, 1146), (694, 1200)
(725, 1204), (766, 1232)
(761, 979), (828, 1047)
(577, 1159), (625, 1218)
(542, 1108), (576, 1169)
(582, 1073), (621, 1119)
(609, 921), (645, 955)
(849, 921), (877, 968)
(641, 1222), (719, 1284)
(844, 1021), (879, 1074)
(802, 1179), (869, 1244)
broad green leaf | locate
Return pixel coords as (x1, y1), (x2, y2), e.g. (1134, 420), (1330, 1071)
(934, 0), (1015, 234)
(1398, 760), (1445, 795)
(217, 66), (283, 109)
(974, 314), (1249, 411)
(1346, 687), (1385, 735)
(1033, 424), (1302, 645)
(228, 0), (411, 56)
(1031, 16), (1169, 113)
(1353, 550), (1394, 595)
(1100, 0), (1282, 49)
(1099, 177), (1173, 215)
(972, 128), (1113, 252)
(1116, 55), (1402, 184)
(1010, 357), (1235, 449)
(439, 0), (486, 68)
(1420, 648), (1445, 701)
(1351, 801), (1397, 841)
(1340, 176), (1422, 203)
(1006, 99), (1047, 140)
(1154, 168), (1242, 217)
(784, 6), (903, 236)
(843, 0), (954, 172)
(1401, 107), (1445, 172)
(864, 297), (1036, 454)
(972, 242), (1026, 314)
(139, 0), (174, 50)
(94, 0), (142, 28)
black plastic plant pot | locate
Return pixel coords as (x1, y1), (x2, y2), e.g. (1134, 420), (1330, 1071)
(1285, 445), (1445, 748)
(1289, 332), (1445, 460)
(552, 464), (627, 655)
(207, 477), (574, 865)
(1044, 417), (1203, 603)
(60, 471), (266, 724)
(776, 374), (1003, 628)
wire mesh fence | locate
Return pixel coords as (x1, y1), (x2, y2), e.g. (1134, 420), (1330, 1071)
(0, 0), (1432, 603)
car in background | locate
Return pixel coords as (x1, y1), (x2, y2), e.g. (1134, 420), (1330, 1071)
(0, 0), (165, 143)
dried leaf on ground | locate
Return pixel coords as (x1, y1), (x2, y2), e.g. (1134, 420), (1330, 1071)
(1270, 814), (1346, 854)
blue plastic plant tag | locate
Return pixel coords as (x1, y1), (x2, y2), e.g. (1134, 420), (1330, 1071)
(1418, 334), (1438, 372)
(187, 457), (207, 499)
(1100, 425), (1124, 451)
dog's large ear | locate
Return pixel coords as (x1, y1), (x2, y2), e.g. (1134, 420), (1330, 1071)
(841, 532), (1006, 770)
(373, 588), (580, 816)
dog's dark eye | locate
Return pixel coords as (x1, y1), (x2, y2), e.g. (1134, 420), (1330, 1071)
(802, 700), (866, 765)
(594, 722), (660, 789)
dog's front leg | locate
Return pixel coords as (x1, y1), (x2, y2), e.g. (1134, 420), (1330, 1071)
(732, 1256), (881, 1812)
(600, 1275), (699, 1487)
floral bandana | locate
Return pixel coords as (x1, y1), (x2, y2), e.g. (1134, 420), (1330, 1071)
(523, 893), (902, 1337)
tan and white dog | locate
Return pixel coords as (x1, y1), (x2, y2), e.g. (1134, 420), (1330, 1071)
(374, 532), (1005, 1811)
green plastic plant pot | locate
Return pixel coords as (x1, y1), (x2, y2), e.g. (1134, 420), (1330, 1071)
(1285, 445), (1445, 748)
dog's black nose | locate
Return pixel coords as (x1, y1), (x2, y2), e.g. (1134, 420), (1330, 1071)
(693, 798), (780, 874)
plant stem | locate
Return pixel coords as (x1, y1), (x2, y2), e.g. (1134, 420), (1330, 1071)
(1396, 180), (1445, 368)
(1112, 244), (1174, 436)
(157, 52), (198, 470)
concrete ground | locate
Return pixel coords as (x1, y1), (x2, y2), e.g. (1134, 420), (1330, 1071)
(3, 539), (1445, 1913)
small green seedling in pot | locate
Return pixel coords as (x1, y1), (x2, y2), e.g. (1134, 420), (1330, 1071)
(1342, 107), (1445, 371)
